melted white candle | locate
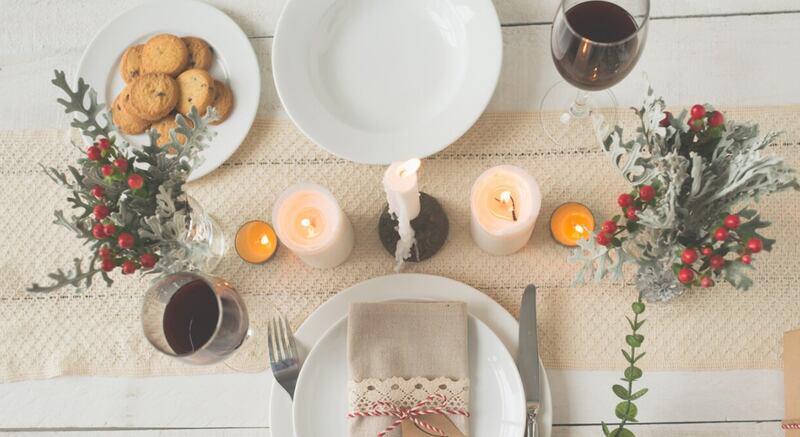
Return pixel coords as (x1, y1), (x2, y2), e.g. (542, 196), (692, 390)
(383, 159), (422, 270)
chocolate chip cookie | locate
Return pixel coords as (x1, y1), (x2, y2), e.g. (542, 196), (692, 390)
(141, 33), (189, 77)
(112, 85), (150, 134)
(182, 36), (214, 70)
(128, 73), (179, 121)
(209, 80), (234, 125)
(176, 68), (214, 116)
(120, 44), (144, 83)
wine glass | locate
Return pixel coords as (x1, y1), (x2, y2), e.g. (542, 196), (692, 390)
(540, 0), (649, 145)
(142, 272), (249, 365)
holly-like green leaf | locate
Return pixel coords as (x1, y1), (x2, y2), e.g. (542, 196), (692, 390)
(629, 388), (649, 400)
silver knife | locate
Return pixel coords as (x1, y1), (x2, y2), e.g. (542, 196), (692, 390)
(518, 284), (540, 437)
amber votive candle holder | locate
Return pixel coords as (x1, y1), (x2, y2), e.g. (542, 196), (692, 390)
(549, 202), (595, 247)
(235, 220), (279, 264)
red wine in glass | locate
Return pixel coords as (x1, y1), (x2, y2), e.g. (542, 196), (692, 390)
(540, 0), (649, 145)
(162, 279), (220, 355)
(552, 1), (643, 91)
(143, 273), (249, 365)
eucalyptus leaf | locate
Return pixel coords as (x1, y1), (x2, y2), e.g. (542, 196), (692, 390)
(624, 366), (643, 381)
(612, 384), (630, 400)
(615, 401), (638, 421)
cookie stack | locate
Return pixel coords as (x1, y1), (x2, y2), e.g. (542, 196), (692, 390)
(112, 33), (235, 145)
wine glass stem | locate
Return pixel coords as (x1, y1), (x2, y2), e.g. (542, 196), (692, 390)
(569, 90), (591, 119)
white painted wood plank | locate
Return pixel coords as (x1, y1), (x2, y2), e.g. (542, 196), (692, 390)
(0, 422), (782, 437)
(492, 13), (800, 112)
(551, 422), (782, 437)
(3, 13), (800, 130)
(1, 0), (796, 47)
(0, 370), (784, 429)
(549, 370), (784, 425)
(0, 431), (268, 437)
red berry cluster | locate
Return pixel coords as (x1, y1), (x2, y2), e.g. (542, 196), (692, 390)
(659, 104), (724, 133)
(86, 138), (145, 191)
(595, 184), (658, 247)
(675, 213), (763, 288)
(86, 137), (157, 275)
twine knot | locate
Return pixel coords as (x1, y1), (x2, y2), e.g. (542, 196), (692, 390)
(347, 393), (469, 437)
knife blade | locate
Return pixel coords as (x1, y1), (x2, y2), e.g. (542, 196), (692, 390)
(518, 284), (540, 437)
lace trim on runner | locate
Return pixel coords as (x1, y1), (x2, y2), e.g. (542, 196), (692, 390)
(348, 377), (469, 412)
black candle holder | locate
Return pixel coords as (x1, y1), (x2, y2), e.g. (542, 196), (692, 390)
(378, 192), (449, 262)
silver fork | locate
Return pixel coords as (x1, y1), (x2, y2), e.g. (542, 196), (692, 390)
(267, 315), (300, 399)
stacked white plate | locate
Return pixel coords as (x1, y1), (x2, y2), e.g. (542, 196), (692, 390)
(267, 273), (552, 437)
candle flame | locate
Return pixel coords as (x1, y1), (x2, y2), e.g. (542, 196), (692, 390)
(300, 217), (318, 238)
(493, 190), (517, 222)
(397, 158), (421, 178)
(574, 224), (590, 238)
(260, 234), (270, 246)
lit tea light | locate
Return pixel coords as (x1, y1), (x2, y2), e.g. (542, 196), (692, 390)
(234, 220), (278, 264)
(550, 202), (595, 246)
(272, 183), (354, 269)
(470, 165), (541, 255)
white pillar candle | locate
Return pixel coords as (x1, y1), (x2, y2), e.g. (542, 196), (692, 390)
(470, 165), (541, 255)
(383, 159), (422, 268)
(272, 183), (354, 268)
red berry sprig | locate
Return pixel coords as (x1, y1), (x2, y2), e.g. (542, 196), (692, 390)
(596, 184), (659, 248)
(80, 136), (160, 276)
(673, 212), (767, 289)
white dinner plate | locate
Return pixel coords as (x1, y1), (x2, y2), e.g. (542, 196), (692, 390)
(272, 0), (502, 164)
(75, 0), (260, 181)
(267, 273), (552, 437)
(294, 313), (525, 436)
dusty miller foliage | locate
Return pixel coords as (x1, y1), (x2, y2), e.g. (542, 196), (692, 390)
(28, 70), (217, 292)
(570, 88), (798, 302)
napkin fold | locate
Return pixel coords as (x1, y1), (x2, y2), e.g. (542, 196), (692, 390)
(347, 302), (469, 437)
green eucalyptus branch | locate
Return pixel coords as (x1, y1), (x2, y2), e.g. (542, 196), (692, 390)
(602, 298), (647, 437)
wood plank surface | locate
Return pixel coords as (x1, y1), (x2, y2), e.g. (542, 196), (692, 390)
(0, 421), (783, 436)
(0, 370), (784, 429)
(0, 0), (796, 434)
(2, 11), (799, 128)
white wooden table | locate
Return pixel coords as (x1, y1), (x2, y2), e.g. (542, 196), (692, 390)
(1, 0), (796, 435)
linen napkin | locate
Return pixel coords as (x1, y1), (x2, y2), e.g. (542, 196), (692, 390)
(347, 302), (469, 437)
(784, 330), (800, 436)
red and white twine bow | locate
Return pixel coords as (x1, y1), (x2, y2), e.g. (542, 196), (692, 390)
(783, 422), (800, 430)
(347, 393), (470, 437)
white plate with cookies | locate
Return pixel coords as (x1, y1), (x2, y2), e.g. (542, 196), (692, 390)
(76, 0), (260, 181)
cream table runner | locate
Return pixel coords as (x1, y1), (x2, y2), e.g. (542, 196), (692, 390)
(1, 107), (799, 382)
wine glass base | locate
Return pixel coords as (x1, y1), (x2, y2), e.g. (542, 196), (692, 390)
(539, 80), (618, 147)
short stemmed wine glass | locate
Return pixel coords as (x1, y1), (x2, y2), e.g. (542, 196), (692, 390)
(540, 0), (649, 145)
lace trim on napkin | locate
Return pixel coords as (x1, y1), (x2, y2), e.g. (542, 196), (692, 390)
(348, 377), (469, 412)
